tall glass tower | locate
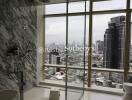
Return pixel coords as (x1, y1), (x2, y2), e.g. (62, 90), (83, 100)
(103, 16), (125, 69)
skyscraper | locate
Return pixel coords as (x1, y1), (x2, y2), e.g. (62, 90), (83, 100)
(49, 49), (60, 65)
(49, 49), (61, 74)
(95, 40), (104, 54)
(103, 16), (125, 69)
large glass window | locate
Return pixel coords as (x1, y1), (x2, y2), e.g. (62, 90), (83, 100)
(92, 13), (126, 88)
(91, 71), (123, 89)
(45, 17), (66, 81)
(68, 16), (85, 66)
(66, 15), (89, 89)
(43, 0), (132, 93)
(69, 1), (85, 13)
(45, 1), (90, 15)
(93, 0), (126, 11)
(45, 3), (66, 14)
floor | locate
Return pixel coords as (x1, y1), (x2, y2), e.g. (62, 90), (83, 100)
(24, 87), (123, 100)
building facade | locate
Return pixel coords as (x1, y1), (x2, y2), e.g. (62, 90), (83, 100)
(95, 40), (104, 54)
(49, 49), (61, 73)
(103, 16), (125, 69)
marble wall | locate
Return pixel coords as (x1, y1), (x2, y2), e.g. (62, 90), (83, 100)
(0, 0), (37, 91)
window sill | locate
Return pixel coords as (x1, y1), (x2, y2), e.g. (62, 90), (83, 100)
(39, 80), (123, 96)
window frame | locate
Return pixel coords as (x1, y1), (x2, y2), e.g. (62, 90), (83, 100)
(42, 0), (132, 91)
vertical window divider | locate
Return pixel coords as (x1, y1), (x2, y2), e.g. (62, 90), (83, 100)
(43, 5), (46, 80)
(88, 0), (93, 87)
(83, 0), (87, 90)
(124, 0), (131, 82)
(65, 0), (69, 100)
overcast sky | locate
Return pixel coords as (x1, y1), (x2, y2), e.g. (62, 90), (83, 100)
(45, 0), (132, 44)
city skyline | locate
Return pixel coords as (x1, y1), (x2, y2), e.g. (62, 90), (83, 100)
(45, 0), (132, 44)
(46, 15), (132, 44)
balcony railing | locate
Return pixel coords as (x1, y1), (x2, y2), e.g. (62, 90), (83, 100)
(43, 64), (132, 73)
(40, 64), (132, 95)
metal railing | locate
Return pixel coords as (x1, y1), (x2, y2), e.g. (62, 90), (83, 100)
(40, 63), (132, 94)
(43, 64), (132, 74)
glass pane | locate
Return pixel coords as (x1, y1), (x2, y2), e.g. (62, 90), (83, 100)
(67, 16), (89, 66)
(45, 67), (66, 82)
(128, 74), (132, 83)
(69, 1), (85, 13)
(66, 68), (84, 100)
(45, 1), (90, 14)
(92, 13), (125, 89)
(131, 0), (132, 8)
(45, 3), (66, 14)
(66, 15), (88, 100)
(91, 71), (123, 89)
(45, 17), (66, 81)
(69, 1), (89, 13)
(67, 69), (84, 87)
(93, 0), (126, 11)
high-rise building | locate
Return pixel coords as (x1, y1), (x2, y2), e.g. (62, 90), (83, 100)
(49, 49), (61, 74)
(95, 40), (104, 54)
(49, 49), (60, 64)
(103, 16), (125, 69)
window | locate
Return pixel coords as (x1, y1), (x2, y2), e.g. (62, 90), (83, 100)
(45, 17), (66, 80)
(69, 1), (90, 13)
(45, 3), (66, 14)
(91, 71), (123, 89)
(93, 0), (126, 11)
(93, 13), (126, 69)
(43, 0), (132, 92)
(45, 1), (89, 14)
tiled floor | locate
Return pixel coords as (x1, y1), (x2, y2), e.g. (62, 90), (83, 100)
(82, 91), (122, 100)
(24, 87), (123, 100)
